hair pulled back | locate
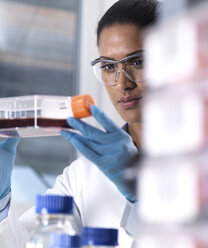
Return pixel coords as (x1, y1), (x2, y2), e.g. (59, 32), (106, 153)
(97, 0), (161, 45)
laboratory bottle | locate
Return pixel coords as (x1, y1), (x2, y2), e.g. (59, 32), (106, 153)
(49, 233), (80, 248)
(0, 94), (96, 138)
(81, 227), (119, 248)
(26, 194), (76, 248)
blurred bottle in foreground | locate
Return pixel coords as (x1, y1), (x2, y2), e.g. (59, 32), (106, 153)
(50, 233), (80, 248)
(81, 227), (119, 248)
(26, 194), (76, 248)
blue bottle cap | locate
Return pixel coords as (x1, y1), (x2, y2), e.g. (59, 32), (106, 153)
(50, 233), (80, 248)
(81, 227), (118, 246)
(36, 194), (73, 215)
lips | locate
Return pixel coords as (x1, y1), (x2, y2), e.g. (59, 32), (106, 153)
(118, 96), (143, 109)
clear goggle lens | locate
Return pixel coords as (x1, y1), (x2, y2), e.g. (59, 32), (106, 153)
(91, 53), (145, 86)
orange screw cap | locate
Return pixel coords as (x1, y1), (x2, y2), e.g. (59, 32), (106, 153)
(71, 94), (96, 119)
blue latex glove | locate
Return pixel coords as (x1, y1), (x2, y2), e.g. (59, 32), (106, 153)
(0, 138), (20, 200)
(61, 105), (138, 202)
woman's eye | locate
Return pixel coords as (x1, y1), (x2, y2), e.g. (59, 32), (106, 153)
(131, 59), (144, 68)
(101, 63), (116, 71)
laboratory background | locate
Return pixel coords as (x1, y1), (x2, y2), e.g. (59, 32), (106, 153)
(1, 0), (208, 246)
(0, 0), (120, 216)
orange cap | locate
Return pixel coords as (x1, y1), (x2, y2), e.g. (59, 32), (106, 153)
(71, 94), (96, 119)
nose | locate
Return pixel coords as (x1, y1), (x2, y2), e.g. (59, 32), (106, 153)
(115, 70), (137, 91)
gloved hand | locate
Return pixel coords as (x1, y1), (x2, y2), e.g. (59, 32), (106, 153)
(0, 138), (20, 200)
(61, 105), (138, 202)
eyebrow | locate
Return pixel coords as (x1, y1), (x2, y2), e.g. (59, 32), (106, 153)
(99, 49), (143, 60)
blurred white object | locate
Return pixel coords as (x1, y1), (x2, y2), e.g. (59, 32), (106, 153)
(139, 155), (208, 224)
(140, 235), (195, 248)
(160, 0), (206, 22)
(139, 231), (208, 248)
(143, 85), (208, 157)
(145, 2), (208, 89)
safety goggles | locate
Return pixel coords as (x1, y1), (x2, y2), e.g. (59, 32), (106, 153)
(90, 52), (144, 86)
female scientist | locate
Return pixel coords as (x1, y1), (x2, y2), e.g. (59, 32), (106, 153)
(0, 0), (160, 247)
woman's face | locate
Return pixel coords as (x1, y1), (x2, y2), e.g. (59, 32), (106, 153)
(98, 24), (145, 124)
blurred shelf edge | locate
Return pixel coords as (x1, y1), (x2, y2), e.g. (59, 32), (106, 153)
(0, 0), (77, 71)
(0, 0), (77, 15)
(0, 1), (76, 35)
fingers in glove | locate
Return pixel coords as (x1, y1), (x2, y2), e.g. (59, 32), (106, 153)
(61, 130), (100, 162)
(61, 130), (111, 155)
(66, 117), (106, 141)
(1, 138), (20, 153)
(90, 105), (119, 133)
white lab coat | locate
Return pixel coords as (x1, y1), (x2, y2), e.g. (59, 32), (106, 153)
(0, 156), (136, 248)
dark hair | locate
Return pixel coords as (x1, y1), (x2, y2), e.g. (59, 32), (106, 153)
(97, 0), (161, 45)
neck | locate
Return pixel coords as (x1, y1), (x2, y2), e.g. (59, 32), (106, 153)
(128, 122), (142, 149)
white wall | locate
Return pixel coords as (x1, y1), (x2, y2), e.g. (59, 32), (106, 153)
(78, 0), (124, 127)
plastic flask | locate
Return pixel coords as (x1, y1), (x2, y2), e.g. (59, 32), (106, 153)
(26, 194), (76, 248)
(81, 227), (119, 248)
(0, 94), (95, 137)
(49, 233), (80, 248)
